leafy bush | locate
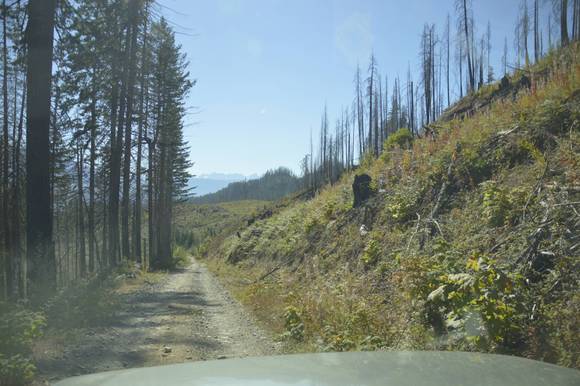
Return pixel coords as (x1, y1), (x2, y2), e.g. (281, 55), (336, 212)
(361, 237), (380, 266)
(386, 187), (419, 223)
(384, 128), (414, 150)
(322, 200), (337, 221)
(428, 255), (525, 351)
(320, 326), (356, 352)
(528, 97), (571, 149)
(281, 306), (304, 341)
(457, 146), (493, 185)
(481, 181), (528, 227)
(304, 213), (322, 235)
(0, 354), (37, 386)
(0, 303), (46, 386)
(171, 245), (190, 268)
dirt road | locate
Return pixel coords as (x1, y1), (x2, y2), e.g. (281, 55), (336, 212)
(35, 258), (278, 383)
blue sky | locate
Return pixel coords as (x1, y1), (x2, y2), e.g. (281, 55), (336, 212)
(155, 0), (538, 176)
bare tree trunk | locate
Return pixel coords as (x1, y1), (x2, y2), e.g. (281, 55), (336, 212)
(572, 0), (580, 40)
(49, 85), (59, 284)
(108, 5), (124, 267)
(14, 75), (25, 297)
(446, 14), (451, 107)
(88, 75), (96, 274)
(459, 37), (464, 98)
(423, 26), (432, 125)
(355, 66), (363, 158)
(374, 76), (379, 155)
(122, 0), (140, 260)
(534, 0), (540, 62)
(368, 55), (375, 155)
(410, 81), (414, 135)
(378, 75), (383, 149)
(2, 0), (12, 299)
(76, 143), (86, 278)
(101, 171), (108, 269)
(26, 0), (57, 303)
(133, 2), (149, 265)
(562, 0), (570, 46)
(462, 0), (475, 91)
(147, 138), (155, 269)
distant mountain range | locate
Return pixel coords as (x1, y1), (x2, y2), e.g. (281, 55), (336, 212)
(189, 173), (259, 196)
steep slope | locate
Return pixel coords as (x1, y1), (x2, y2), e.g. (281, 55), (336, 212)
(199, 45), (580, 368)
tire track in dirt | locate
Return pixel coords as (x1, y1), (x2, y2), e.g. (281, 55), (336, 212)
(34, 258), (279, 383)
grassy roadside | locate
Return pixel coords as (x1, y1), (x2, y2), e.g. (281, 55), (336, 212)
(0, 263), (168, 386)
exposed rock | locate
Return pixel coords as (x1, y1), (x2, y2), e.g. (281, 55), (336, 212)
(359, 224), (369, 237)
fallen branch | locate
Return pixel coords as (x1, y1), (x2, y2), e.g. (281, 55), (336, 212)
(522, 158), (549, 223)
(252, 258), (294, 284)
(255, 266), (281, 282)
(428, 153), (456, 220)
(422, 150), (457, 245)
(428, 218), (445, 239)
(406, 213), (422, 252)
(516, 204), (551, 268)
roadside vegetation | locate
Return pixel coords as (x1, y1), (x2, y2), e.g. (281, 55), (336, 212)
(0, 263), (167, 386)
(200, 44), (580, 368)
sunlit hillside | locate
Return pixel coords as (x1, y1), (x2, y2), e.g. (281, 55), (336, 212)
(201, 44), (580, 368)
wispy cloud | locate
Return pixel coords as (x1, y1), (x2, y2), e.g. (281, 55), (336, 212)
(334, 12), (374, 68)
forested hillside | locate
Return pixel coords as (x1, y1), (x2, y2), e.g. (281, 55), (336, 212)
(201, 44), (580, 368)
(192, 167), (302, 204)
(0, 1), (192, 383)
(0, 0), (192, 300)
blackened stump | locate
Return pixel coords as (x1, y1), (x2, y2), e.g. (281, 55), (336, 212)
(352, 174), (373, 208)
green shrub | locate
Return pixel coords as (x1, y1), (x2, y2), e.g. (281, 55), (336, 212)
(0, 303), (46, 386)
(384, 128), (414, 150)
(361, 237), (380, 266)
(281, 306), (304, 341)
(528, 98), (571, 149)
(481, 181), (529, 227)
(386, 187), (419, 223)
(322, 200), (337, 221)
(0, 354), (37, 386)
(171, 245), (190, 268)
(304, 213), (322, 235)
(320, 325), (356, 352)
(458, 146), (493, 185)
(481, 181), (511, 227)
(427, 255), (526, 351)
(359, 151), (376, 170)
